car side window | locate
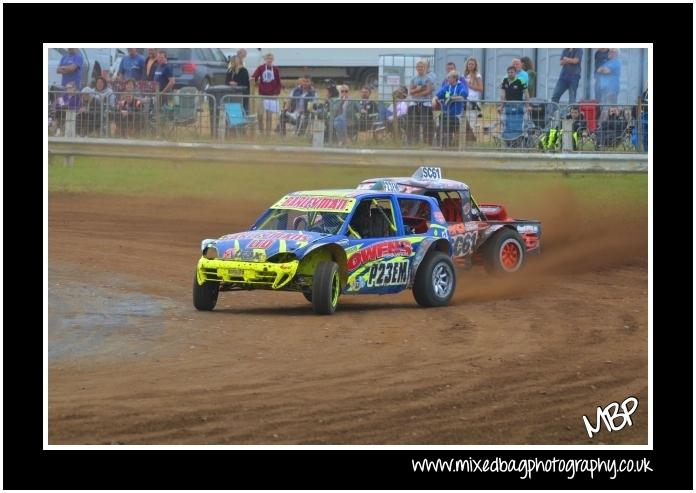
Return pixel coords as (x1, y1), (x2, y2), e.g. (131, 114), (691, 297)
(349, 199), (398, 239)
(194, 48), (209, 61)
(398, 198), (431, 235)
(425, 191), (464, 223)
(459, 189), (473, 222)
(213, 49), (227, 62)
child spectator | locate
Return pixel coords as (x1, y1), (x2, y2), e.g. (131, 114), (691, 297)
(387, 86), (409, 122)
(568, 105), (587, 150)
(53, 82), (81, 136)
(252, 52), (282, 134)
(434, 70), (468, 147)
(115, 79), (144, 138)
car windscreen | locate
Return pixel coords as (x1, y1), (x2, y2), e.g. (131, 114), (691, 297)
(164, 49), (192, 61)
(253, 209), (348, 235)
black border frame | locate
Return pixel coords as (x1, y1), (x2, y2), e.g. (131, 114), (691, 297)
(4, 2), (692, 489)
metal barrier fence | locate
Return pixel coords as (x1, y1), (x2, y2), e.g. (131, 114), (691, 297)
(49, 87), (215, 142)
(48, 87), (647, 153)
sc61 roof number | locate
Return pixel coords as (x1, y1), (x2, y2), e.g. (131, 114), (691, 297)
(420, 167), (442, 180)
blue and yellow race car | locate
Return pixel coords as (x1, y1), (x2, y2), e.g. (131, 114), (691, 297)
(194, 188), (456, 314)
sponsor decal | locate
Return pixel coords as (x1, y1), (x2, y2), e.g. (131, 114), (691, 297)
(516, 224), (539, 234)
(379, 180), (401, 192)
(240, 249), (266, 262)
(448, 222), (488, 235)
(367, 260), (410, 287)
(523, 236), (540, 249)
(221, 231), (310, 241)
(402, 185), (424, 194)
(272, 195), (355, 213)
(479, 206), (500, 215)
(462, 202), (471, 215)
(349, 274), (366, 292)
(433, 210), (446, 223)
(452, 231), (479, 257)
(248, 239), (273, 249)
(223, 247), (237, 258)
(347, 240), (413, 271)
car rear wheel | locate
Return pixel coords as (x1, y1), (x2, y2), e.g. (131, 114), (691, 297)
(413, 251), (456, 307)
(199, 77), (211, 92)
(193, 271), (219, 310)
(484, 228), (526, 275)
(312, 261), (340, 315)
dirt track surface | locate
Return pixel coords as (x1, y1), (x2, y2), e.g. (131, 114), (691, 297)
(48, 193), (648, 445)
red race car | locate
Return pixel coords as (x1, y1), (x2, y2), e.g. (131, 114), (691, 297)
(357, 167), (541, 273)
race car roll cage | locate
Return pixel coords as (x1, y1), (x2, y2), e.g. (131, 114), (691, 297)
(422, 188), (486, 224)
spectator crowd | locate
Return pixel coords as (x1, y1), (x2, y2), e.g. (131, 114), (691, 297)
(50, 48), (645, 151)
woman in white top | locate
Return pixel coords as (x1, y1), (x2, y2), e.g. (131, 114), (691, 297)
(463, 57), (484, 134)
(387, 86), (409, 122)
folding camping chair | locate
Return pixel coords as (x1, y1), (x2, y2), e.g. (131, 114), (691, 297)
(224, 102), (253, 138)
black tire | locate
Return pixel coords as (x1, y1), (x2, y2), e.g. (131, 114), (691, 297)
(193, 271), (219, 311)
(483, 228), (526, 275)
(198, 77), (211, 92)
(412, 251), (456, 308)
(311, 261), (341, 315)
(302, 291), (312, 303)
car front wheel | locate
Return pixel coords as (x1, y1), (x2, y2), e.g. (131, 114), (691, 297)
(312, 261), (340, 315)
(193, 271), (219, 310)
(413, 251), (456, 307)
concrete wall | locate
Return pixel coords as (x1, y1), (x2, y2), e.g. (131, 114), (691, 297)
(48, 138), (648, 173)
